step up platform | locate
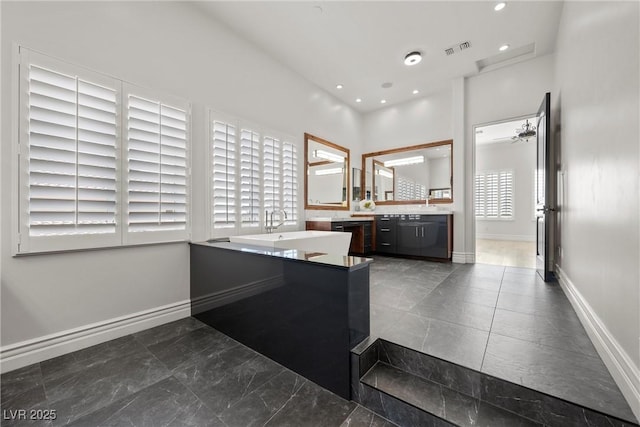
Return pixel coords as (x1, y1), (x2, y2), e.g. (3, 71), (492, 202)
(351, 338), (638, 427)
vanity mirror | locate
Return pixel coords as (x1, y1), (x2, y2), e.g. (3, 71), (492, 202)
(304, 133), (350, 210)
(362, 139), (453, 205)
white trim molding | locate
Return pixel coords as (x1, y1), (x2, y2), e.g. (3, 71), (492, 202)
(452, 251), (475, 264)
(0, 300), (191, 374)
(556, 265), (640, 422)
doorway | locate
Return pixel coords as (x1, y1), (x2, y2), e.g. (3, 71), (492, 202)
(473, 115), (537, 268)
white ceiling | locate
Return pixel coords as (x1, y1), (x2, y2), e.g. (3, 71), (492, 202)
(194, 1), (563, 112)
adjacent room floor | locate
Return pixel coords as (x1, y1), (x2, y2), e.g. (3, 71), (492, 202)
(475, 238), (536, 268)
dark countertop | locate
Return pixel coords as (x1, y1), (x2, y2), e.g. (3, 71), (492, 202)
(191, 241), (373, 271)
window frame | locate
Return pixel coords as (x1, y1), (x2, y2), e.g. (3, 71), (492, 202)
(475, 169), (515, 221)
(15, 47), (191, 255)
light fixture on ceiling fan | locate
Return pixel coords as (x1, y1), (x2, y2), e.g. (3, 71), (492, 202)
(512, 119), (537, 142)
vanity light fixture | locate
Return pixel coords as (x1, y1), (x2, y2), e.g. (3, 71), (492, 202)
(499, 44), (510, 51)
(494, 2), (506, 11)
(336, 84), (344, 89)
(315, 167), (344, 176)
(412, 89), (419, 95)
(384, 155), (424, 167)
(314, 149), (345, 163)
(377, 169), (394, 179)
(404, 51), (422, 66)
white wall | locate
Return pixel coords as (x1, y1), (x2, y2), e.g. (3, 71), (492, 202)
(464, 54), (555, 259)
(0, 1), (362, 369)
(476, 140), (536, 241)
(553, 1), (639, 418)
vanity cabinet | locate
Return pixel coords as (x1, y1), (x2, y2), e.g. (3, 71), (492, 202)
(305, 220), (373, 255)
(375, 214), (452, 260)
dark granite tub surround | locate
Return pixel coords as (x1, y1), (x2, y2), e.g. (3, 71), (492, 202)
(190, 241), (372, 400)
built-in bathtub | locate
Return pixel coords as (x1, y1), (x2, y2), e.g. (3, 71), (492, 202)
(229, 230), (352, 256)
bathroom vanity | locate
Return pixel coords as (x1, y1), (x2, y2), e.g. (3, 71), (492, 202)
(305, 217), (374, 255)
(190, 241), (371, 399)
(376, 213), (452, 259)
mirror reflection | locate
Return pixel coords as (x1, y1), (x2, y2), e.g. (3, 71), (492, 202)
(304, 133), (350, 210)
(352, 168), (362, 201)
(362, 140), (453, 204)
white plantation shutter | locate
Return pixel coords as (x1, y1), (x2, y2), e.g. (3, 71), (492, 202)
(475, 170), (514, 220)
(263, 135), (281, 214)
(212, 119), (236, 229)
(282, 140), (298, 225)
(126, 93), (188, 240)
(240, 129), (261, 227)
(18, 49), (122, 253)
(475, 174), (486, 218)
(499, 171), (514, 218)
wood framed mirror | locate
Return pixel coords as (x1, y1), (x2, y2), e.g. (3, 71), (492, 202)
(362, 139), (453, 205)
(304, 133), (350, 210)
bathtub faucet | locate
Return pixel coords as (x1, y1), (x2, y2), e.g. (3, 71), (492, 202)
(265, 209), (287, 233)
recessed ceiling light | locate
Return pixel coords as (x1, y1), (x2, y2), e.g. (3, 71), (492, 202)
(499, 44), (510, 51)
(494, 2), (506, 11)
(412, 89), (419, 95)
(355, 98), (362, 103)
(380, 99), (387, 104)
(336, 84), (343, 89)
(404, 51), (422, 66)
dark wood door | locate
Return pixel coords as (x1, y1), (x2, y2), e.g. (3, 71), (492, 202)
(535, 92), (554, 281)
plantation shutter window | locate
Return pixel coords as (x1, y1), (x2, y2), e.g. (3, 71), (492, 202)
(126, 93), (189, 240)
(240, 129), (261, 227)
(263, 135), (281, 214)
(475, 170), (514, 220)
(211, 119), (237, 229)
(282, 141), (298, 225)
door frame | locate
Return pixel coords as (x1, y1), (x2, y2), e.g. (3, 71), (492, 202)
(470, 113), (537, 264)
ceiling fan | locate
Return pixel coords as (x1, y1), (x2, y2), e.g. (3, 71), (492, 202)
(511, 119), (537, 142)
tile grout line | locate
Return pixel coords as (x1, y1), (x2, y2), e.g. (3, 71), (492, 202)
(479, 266), (506, 371)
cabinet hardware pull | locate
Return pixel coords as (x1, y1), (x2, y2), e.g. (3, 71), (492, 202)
(415, 227), (418, 237)
(381, 228), (390, 232)
(422, 227), (425, 237)
(381, 243), (391, 246)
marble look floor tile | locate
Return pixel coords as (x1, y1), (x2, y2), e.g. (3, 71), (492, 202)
(425, 284), (499, 308)
(40, 336), (146, 389)
(496, 290), (577, 320)
(1, 364), (44, 405)
(340, 405), (398, 427)
(174, 345), (285, 415)
(370, 304), (406, 337)
(504, 266), (537, 276)
(380, 313), (489, 370)
(439, 274), (503, 292)
(146, 326), (239, 371)
(491, 309), (598, 357)
(45, 346), (171, 426)
(219, 370), (306, 427)
(499, 275), (564, 297)
(0, 365), (50, 427)
(67, 376), (224, 427)
(481, 334), (636, 422)
(370, 282), (435, 311)
(410, 297), (496, 332)
(262, 377), (356, 426)
(133, 317), (206, 347)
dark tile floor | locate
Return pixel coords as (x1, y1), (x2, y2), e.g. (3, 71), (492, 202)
(1, 318), (395, 427)
(369, 256), (637, 423)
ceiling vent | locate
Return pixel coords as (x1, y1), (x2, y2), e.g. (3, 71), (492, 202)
(444, 41), (471, 56)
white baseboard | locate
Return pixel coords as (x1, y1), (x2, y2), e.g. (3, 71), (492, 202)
(452, 252), (475, 264)
(555, 266), (640, 422)
(0, 299), (191, 374)
(476, 233), (536, 242)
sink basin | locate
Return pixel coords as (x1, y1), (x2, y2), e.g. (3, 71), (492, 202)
(229, 230), (352, 256)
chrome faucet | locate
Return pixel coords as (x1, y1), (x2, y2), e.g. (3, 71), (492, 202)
(265, 209), (287, 233)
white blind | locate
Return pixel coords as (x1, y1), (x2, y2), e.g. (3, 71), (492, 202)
(27, 65), (118, 237)
(263, 135), (281, 213)
(475, 170), (513, 219)
(212, 120), (236, 228)
(127, 95), (188, 233)
(240, 129), (261, 227)
(282, 140), (298, 225)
